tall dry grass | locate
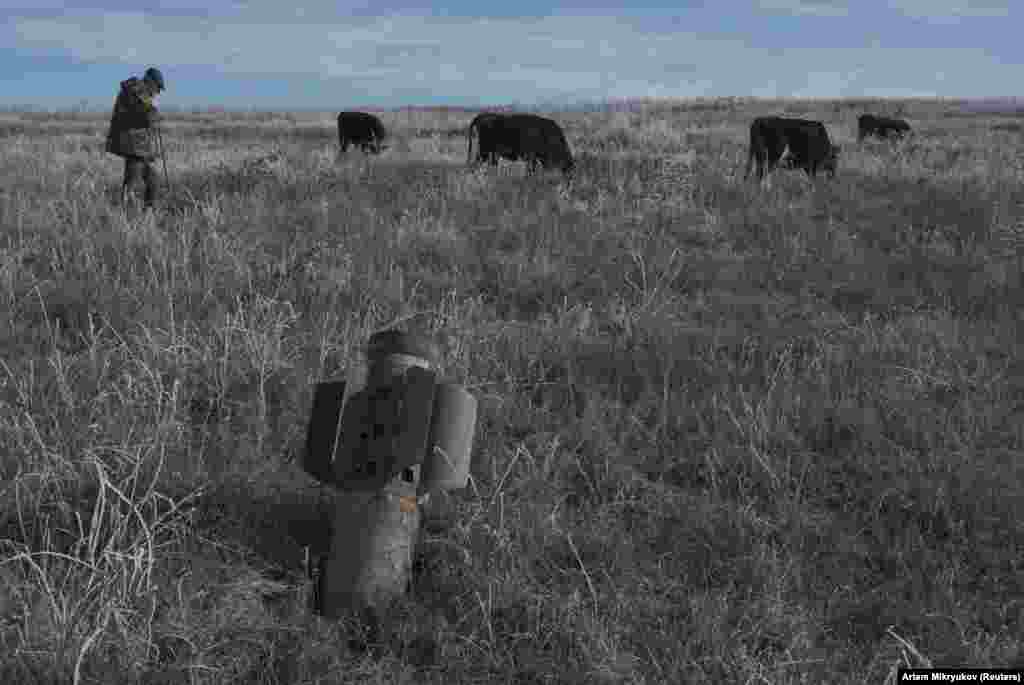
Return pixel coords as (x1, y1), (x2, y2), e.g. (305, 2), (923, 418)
(0, 97), (1021, 684)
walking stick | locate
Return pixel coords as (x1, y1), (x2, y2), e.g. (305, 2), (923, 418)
(155, 124), (172, 197)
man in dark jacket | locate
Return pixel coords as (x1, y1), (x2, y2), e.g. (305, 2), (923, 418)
(105, 67), (165, 209)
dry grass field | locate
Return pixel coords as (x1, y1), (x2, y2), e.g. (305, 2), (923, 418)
(0, 97), (1022, 684)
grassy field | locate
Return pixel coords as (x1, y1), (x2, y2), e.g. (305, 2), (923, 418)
(0, 96), (1021, 684)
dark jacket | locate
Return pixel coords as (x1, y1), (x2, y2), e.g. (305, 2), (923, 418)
(105, 77), (161, 159)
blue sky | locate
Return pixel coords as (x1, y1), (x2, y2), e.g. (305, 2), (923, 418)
(1, 1), (1019, 109)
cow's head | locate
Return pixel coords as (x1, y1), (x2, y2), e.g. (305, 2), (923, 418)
(825, 144), (840, 176)
(563, 156), (576, 178)
(368, 134), (389, 153)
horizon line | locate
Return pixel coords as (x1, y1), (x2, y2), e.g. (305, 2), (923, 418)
(2, 95), (1022, 115)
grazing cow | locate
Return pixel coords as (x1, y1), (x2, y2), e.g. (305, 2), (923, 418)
(466, 112), (505, 164)
(858, 114), (911, 142)
(472, 113), (575, 178)
(337, 111), (387, 154)
(744, 116), (839, 181)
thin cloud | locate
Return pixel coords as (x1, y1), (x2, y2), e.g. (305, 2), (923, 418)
(892, 0), (1010, 19)
(755, 0), (849, 16)
(754, 0), (1012, 20)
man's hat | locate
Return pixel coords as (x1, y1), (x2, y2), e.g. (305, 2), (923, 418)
(144, 67), (165, 92)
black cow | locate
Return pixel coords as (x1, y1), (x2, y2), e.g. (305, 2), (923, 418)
(744, 116), (839, 181)
(471, 113), (575, 177)
(337, 111), (387, 154)
(858, 114), (911, 142)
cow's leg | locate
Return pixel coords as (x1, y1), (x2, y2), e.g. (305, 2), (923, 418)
(777, 145), (791, 169)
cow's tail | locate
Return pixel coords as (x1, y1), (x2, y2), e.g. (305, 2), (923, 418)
(467, 120), (476, 164)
